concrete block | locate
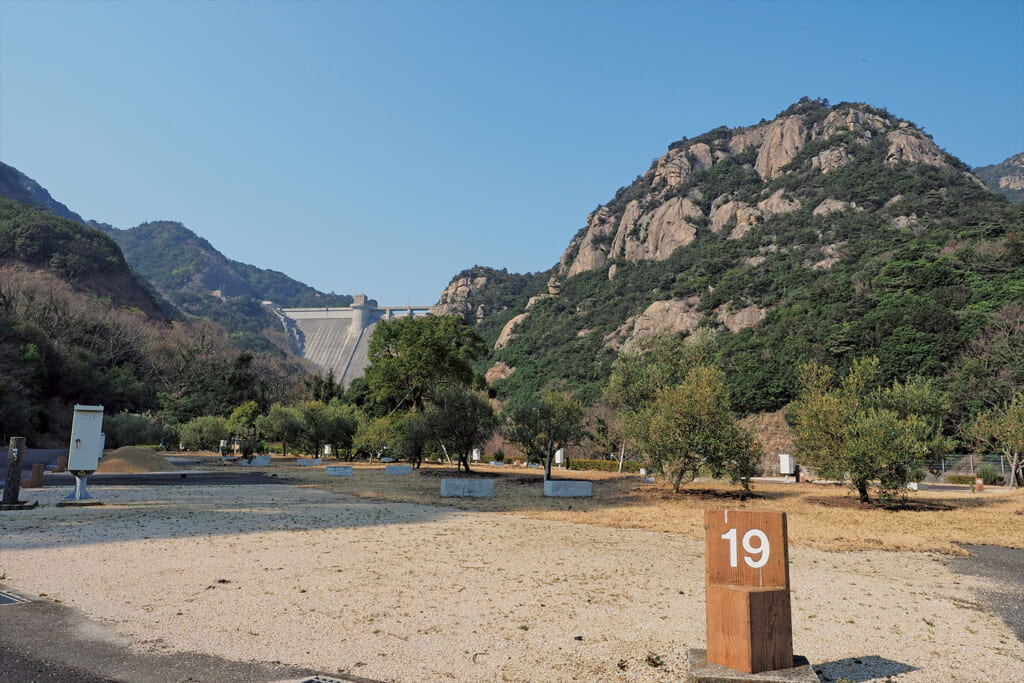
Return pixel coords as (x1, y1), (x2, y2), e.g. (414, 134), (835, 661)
(441, 479), (495, 497)
(386, 464), (412, 475)
(489, 461), (505, 467)
(243, 455), (272, 466)
(325, 465), (353, 476)
(296, 458), (323, 466)
(686, 649), (819, 682)
(543, 480), (592, 497)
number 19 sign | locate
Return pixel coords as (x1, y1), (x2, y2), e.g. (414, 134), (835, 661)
(705, 509), (789, 588)
(704, 509), (793, 673)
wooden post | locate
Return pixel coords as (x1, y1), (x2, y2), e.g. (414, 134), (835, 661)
(705, 509), (793, 674)
(3, 437), (27, 505)
(23, 463), (45, 489)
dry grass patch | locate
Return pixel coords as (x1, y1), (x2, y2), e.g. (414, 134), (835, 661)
(266, 461), (1023, 554)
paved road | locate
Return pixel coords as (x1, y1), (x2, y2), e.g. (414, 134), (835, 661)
(948, 544), (1024, 643)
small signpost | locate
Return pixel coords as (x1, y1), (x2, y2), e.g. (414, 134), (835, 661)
(704, 509), (793, 674)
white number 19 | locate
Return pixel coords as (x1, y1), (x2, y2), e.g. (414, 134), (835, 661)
(721, 528), (770, 569)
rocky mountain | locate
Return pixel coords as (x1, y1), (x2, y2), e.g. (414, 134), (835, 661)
(0, 162), (84, 223)
(974, 152), (1024, 204)
(438, 98), (1024, 415)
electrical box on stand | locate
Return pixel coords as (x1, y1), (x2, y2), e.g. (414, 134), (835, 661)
(68, 405), (104, 472)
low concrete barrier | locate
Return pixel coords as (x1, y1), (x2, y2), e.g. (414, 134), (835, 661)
(489, 461), (505, 467)
(325, 465), (353, 476)
(243, 455), (272, 466)
(386, 464), (412, 475)
(543, 480), (592, 497)
(296, 458), (324, 466)
(441, 479), (495, 498)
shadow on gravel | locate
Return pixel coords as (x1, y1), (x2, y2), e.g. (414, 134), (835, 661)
(813, 656), (916, 682)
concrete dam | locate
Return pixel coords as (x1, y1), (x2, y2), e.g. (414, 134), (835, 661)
(267, 295), (430, 387)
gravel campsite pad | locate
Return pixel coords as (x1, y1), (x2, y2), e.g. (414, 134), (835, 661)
(1, 483), (1021, 682)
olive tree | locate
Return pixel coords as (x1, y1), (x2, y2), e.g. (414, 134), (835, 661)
(639, 365), (760, 493)
(789, 357), (953, 503)
(968, 393), (1024, 489)
(503, 390), (586, 480)
(421, 387), (497, 473)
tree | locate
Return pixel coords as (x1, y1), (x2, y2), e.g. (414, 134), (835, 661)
(606, 330), (716, 450)
(639, 365), (761, 493)
(503, 390), (586, 480)
(968, 394), (1024, 489)
(178, 415), (230, 451)
(293, 399), (358, 456)
(363, 315), (486, 412)
(789, 357), (953, 503)
(256, 403), (302, 455)
(421, 387), (497, 473)
(353, 414), (404, 461)
(229, 401), (262, 439)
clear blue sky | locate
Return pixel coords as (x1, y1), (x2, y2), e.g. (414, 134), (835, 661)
(2, 0), (1022, 305)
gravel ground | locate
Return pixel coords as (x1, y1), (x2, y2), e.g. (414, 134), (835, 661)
(0, 483), (1021, 682)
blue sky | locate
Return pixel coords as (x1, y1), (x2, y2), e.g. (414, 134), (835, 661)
(2, 0), (1022, 305)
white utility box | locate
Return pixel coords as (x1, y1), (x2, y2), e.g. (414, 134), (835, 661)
(554, 448), (565, 466)
(68, 405), (104, 472)
(779, 453), (795, 476)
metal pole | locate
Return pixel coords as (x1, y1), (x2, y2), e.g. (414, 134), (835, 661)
(3, 437), (27, 505)
(970, 453), (975, 476)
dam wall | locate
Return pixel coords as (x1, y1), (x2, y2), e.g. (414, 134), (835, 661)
(271, 295), (430, 387)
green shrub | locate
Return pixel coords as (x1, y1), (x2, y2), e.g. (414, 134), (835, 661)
(947, 474), (978, 485)
(568, 459), (643, 473)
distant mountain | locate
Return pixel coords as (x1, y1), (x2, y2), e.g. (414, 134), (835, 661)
(95, 220), (353, 307)
(94, 220), (354, 353)
(974, 152), (1024, 204)
(437, 98), (1024, 419)
(0, 161), (84, 223)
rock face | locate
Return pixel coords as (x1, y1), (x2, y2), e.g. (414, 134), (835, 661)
(432, 274), (489, 318)
(885, 129), (947, 168)
(494, 313), (528, 350)
(556, 102), (952, 281)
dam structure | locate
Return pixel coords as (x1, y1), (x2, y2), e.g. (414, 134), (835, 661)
(266, 295), (430, 387)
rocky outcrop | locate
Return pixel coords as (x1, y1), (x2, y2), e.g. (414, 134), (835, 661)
(494, 313), (529, 350)
(811, 242), (845, 270)
(813, 198), (856, 216)
(754, 116), (808, 180)
(432, 274), (490, 317)
(885, 129), (947, 168)
(715, 304), (768, 332)
(485, 361), (514, 384)
(606, 296), (705, 349)
(811, 146), (851, 174)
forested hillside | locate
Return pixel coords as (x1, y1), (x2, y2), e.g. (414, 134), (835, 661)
(438, 99), (1024, 422)
(0, 199), (313, 445)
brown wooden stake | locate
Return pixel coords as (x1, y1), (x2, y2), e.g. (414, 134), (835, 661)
(704, 509), (794, 674)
